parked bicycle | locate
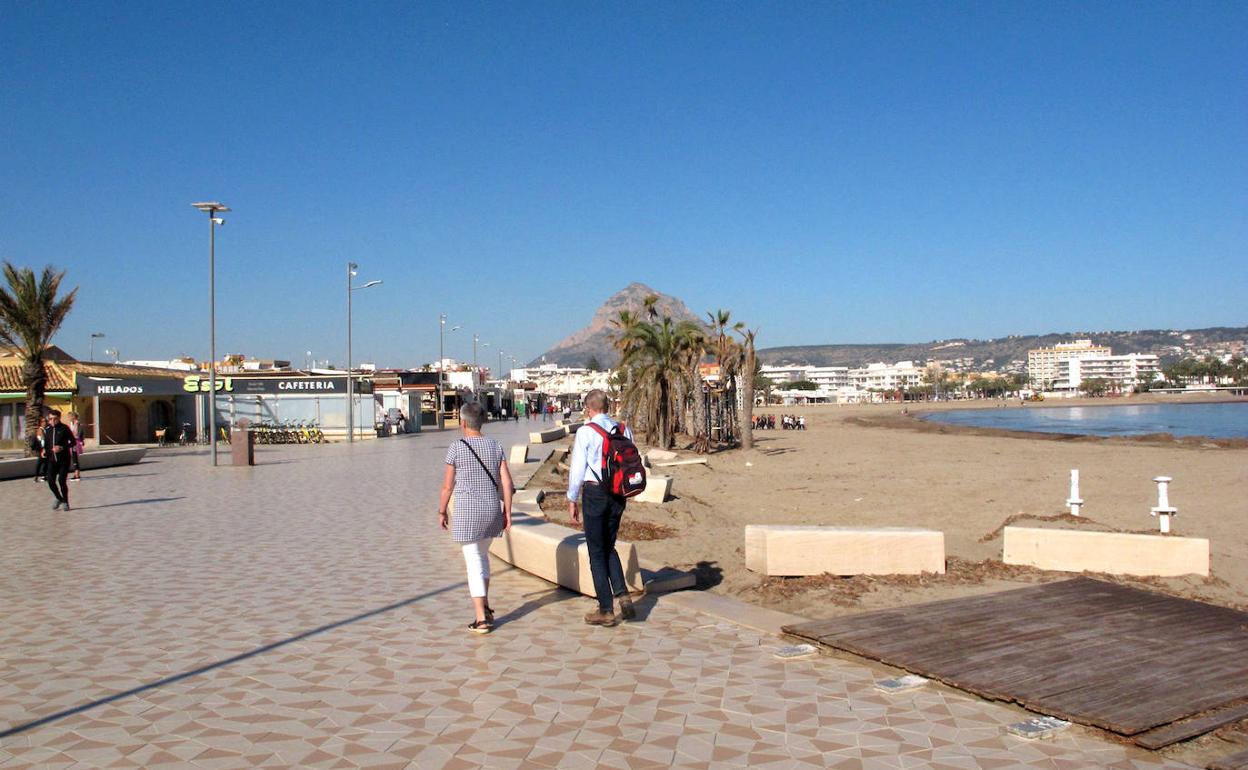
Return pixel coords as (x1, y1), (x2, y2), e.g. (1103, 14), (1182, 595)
(250, 420), (325, 445)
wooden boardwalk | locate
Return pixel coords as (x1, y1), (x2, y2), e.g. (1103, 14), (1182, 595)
(784, 578), (1248, 745)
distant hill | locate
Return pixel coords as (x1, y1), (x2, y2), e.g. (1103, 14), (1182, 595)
(758, 326), (1248, 370)
(531, 287), (1245, 371)
(529, 282), (704, 368)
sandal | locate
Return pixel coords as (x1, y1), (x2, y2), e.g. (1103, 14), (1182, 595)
(468, 619), (493, 634)
(485, 605), (495, 623)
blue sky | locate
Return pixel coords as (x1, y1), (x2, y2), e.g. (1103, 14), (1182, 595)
(2, 2), (1245, 368)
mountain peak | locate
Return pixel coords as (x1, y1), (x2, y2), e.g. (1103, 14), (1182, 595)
(529, 284), (702, 367)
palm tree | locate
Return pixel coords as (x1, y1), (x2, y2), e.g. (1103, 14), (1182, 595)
(615, 313), (705, 449)
(737, 327), (759, 450)
(0, 263), (78, 451)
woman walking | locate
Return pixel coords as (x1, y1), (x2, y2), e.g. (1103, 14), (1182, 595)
(30, 415), (47, 483)
(66, 411), (85, 480)
(437, 402), (513, 634)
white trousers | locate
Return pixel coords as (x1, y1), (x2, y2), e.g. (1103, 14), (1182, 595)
(461, 539), (491, 598)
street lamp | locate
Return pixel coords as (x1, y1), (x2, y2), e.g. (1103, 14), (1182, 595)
(192, 201), (229, 466)
(497, 349), (505, 383)
(437, 314), (460, 429)
(89, 332), (105, 362)
(347, 262), (383, 443)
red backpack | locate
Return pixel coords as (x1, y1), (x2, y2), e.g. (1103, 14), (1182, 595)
(587, 422), (647, 498)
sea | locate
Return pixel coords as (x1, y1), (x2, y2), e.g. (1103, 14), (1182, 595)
(920, 401), (1248, 440)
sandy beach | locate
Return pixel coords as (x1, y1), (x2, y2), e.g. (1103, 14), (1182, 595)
(532, 393), (1248, 618)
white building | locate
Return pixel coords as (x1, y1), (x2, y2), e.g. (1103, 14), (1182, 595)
(510, 363), (590, 382)
(758, 365), (811, 384)
(1052, 354), (1161, 394)
(807, 366), (850, 389)
(848, 361), (925, 391)
(1028, 340), (1112, 388)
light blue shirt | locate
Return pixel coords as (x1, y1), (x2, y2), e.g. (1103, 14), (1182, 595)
(566, 413), (633, 502)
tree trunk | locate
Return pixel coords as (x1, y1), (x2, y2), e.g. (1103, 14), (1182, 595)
(22, 356), (46, 456)
(691, 381), (709, 454)
(739, 353), (756, 451)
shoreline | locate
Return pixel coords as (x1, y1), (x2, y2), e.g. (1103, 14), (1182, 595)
(894, 393), (1248, 448)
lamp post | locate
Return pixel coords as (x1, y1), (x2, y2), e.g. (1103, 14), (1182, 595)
(89, 332), (105, 362)
(192, 201), (229, 466)
(497, 349), (505, 383)
(437, 315), (460, 428)
(347, 262), (383, 443)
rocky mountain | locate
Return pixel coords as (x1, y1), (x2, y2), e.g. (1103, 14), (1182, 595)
(759, 326), (1248, 370)
(529, 283), (704, 368)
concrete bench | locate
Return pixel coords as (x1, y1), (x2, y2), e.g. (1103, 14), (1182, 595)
(653, 457), (708, 468)
(0, 447), (148, 481)
(512, 488), (545, 511)
(529, 427), (567, 444)
(1003, 526), (1210, 577)
(745, 525), (946, 576)
(489, 512), (643, 598)
(646, 449), (678, 463)
(509, 444), (530, 465)
(634, 475), (672, 504)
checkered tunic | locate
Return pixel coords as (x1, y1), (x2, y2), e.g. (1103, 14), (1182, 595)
(444, 437), (506, 543)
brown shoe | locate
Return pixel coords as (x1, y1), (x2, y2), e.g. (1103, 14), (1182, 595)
(584, 609), (618, 627)
(617, 596), (636, 621)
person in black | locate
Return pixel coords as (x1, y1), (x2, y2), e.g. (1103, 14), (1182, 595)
(42, 409), (74, 510)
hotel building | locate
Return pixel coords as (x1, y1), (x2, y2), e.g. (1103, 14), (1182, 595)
(1027, 340), (1112, 388)
(1052, 354), (1161, 394)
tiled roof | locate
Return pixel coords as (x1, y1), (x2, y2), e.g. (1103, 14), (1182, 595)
(0, 360), (75, 392)
(0, 360), (186, 393)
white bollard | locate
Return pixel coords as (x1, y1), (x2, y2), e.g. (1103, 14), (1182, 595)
(1065, 469), (1083, 517)
(1150, 476), (1177, 534)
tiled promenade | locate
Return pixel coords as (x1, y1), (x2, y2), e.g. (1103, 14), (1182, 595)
(1, 422), (1193, 769)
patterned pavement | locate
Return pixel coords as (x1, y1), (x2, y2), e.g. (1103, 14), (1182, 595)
(0, 421), (1194, 769)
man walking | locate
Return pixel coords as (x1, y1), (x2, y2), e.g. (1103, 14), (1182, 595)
(567, 389), (635, 626)
(42, 409), (74, 510)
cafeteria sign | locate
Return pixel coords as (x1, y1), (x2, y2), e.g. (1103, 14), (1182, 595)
(182, 375), (367, 395)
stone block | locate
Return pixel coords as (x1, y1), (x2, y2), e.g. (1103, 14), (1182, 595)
(509, 444), (529, 464)
(512, 488), (545, 508)
(634, 475), (672, 504)
(646, 449), (678, 462)
(745, 525), (945, 576)
(1002, 526), (1210, 577)
(529, 427), (566, 444)
(489, 513), (642, 597)
(653, 457), (708, 468)
(1, 447), (150, 480)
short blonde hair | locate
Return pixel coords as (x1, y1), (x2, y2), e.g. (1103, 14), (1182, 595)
(584, 389), (608, 412)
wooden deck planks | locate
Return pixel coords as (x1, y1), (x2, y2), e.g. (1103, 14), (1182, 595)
(1134, 702), (1248, 750)
(784, 578), (1248, 738)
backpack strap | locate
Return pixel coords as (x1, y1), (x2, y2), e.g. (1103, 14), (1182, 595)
(459, 439), (500, 493)
(585, 422), (612, 483)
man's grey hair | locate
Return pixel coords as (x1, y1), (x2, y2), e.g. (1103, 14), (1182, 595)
(461, 402), (486, 430)
(584, 389), (608, 413)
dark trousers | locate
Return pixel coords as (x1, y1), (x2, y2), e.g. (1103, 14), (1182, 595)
(47, 460), (70, 503)
(34, 455), (47, 480)
(582, 483), (628, 611)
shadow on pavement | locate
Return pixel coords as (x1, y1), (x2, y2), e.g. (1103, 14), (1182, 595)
(76, 497), (187, 510)
(491, 584), (577, 629)
(0, 579), (469, 740)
